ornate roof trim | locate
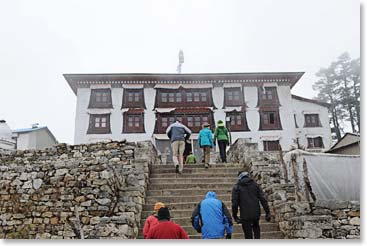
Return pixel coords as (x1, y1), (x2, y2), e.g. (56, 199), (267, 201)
(64, 72), (305, 95)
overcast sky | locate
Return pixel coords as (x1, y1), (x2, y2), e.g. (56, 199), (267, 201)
(0, 0), (360, 144)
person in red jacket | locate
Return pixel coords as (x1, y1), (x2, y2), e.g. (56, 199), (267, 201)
(143, 202), (165, 238)
(146, 207), (189, 239)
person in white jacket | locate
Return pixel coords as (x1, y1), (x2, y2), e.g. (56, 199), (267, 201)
(166, 120), (191, 174)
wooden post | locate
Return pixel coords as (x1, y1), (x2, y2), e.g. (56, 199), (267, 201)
(291, 153), (301, 201)
(278, 144), (288, 183)
(302, 158), (316, 202)
(302, 158), (310, 202)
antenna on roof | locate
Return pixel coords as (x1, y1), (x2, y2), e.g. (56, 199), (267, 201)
(176, 49), (184, 74)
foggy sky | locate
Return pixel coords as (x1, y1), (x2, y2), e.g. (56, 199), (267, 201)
(0, 0), (360, 144)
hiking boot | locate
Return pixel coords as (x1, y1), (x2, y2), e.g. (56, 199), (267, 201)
(205, 163), (209, 169)
(175, 165), (179, 174)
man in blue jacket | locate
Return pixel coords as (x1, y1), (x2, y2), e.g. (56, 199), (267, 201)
(198, 123), (214, 168)
(191, 191), (233, 239)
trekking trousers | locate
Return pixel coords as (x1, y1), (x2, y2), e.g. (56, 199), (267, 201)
(241, 219), (261, 239)
(171, 140), (185, 172)
(217, 140), (228, 162)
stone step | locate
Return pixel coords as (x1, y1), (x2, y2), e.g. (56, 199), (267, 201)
(142, 209), (268, 219)
(180, 223), (280, 235)
(148, 183), (235, 190)
(188, 231), (284, 239)
(151, 163), (243, 169)
(144, 201), (228, 211)
(145, 194), (232, 204)
(147, 188), (232, 197)
(171, 216), (274, 226)
(149, 167), (243, 174)
(149, 177), (237, 184)
(150, 173), (237, 178)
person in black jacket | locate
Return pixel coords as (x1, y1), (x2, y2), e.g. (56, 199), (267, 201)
(231, 171), (271, 239)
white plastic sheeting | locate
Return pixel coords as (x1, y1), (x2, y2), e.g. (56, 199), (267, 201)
(283, 150), (360, 201)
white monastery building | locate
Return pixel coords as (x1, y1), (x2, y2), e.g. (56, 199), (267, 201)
(64, 72), (332, 158)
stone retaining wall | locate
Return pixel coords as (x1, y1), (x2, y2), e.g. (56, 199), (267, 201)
(227, 139), (360, 239)
(0, 140), (158, 239)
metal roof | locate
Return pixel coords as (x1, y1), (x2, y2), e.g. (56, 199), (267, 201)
(12, 126), (48, 133)
(291, 94), (331, 108)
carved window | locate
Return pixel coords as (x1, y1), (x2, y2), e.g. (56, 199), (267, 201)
(225, 112), (249, 131)
(263, 140), (280, 151)
(122, 89), (145, 108)
(87, 114), (111, 134)
(304, 114), (321, 127)
(123, 113), (145, 133)
(258, 87), (279, 106)
(156, 113), (212, 133)
(307, 137), (324, 148)
(88, 89), (112, 108)
(156, 89), (212, 107)
(224, 88), (243, 106)
(259, 110), (282, 130)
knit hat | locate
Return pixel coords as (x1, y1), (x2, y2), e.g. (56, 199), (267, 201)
(157, 207), (171, 220)
(238, 171), (249, 180)
(203, 122), (210, 127)
(217, 120), (225, 127)
(153, 202), (165, 213)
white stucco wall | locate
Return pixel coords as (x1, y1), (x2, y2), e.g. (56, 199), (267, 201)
(217, 85), (297, 151)
(75, 86), (154, 144)
(292, 98), (332, 150)
(73, 84), (331, 151)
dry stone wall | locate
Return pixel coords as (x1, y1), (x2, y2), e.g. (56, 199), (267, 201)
(227, 139), (360, 239)
(0, 140), (158, 239)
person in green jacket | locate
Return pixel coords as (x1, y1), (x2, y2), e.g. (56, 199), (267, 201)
(214, 120), (230, 163)
(185, 151), (197, 164)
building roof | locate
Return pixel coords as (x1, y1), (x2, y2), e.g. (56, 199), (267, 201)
(64, 72), (305, 95)
(0, 120), (12, 140)
(12, 126), (48, 133)
(326, 132), (360, 153)
(12, 126), (58, 144)
(291, 94), (331, 108)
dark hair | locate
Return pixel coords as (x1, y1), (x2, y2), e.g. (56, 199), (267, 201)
(157, 207), (171, 220)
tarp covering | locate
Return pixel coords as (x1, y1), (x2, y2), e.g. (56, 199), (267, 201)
(283, 150), (360, 201)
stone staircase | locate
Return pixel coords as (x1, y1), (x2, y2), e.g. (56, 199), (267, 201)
(138, 163), (284, 239)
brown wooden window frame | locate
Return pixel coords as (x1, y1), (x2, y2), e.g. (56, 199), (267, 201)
(155, 113), (213, 134)
(225, 111), (249, 132)
(263, 140), (280, 151)
(307, 137), (324, 148)
(122, 89), (146, 109)
(87, 114), (111, 134)
(224, 87), (244, 107)
(123, 112), (145, 133)
(156, 88), (212, 108)
(304, 114), (322, 127)
(257, 87), (280, 107)
(259, 110), (282, 130)
(88, 89), (113, 109)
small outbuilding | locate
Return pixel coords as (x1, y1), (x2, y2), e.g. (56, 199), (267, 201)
(325, 133), (360, 155)
(12, 124), (58, 150)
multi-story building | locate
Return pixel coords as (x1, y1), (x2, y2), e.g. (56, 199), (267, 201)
(64, 72), (332, 160)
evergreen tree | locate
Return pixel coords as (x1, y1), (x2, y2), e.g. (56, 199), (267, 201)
(313, 52), (360, 140)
